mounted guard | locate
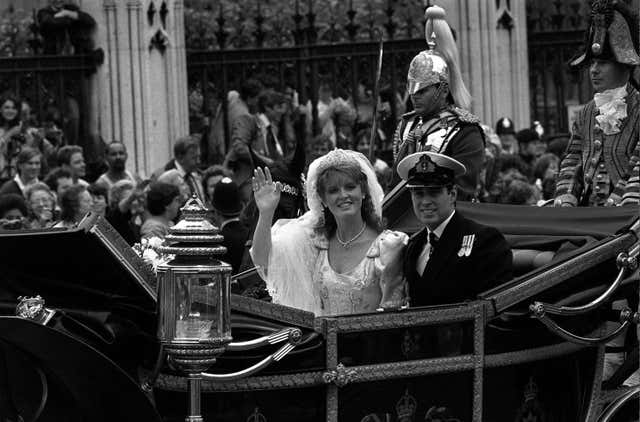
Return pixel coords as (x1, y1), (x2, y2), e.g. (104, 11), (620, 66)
(392, 5), (484, 201)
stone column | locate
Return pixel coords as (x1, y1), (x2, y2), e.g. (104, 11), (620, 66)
(81, 0), (189, 177)
(434, 0), (531, 130)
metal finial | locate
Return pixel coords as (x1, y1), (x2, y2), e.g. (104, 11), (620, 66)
(427, 31), (436, 50)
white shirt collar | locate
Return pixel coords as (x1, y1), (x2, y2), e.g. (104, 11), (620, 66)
(14, 174), (37, 195)
(174, 160), (187, 177)
(430, 210), (455, 239)
(257, 113), (271, 128)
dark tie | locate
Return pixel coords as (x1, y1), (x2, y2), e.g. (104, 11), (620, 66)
(184, 173), (198, 199)
(416, 231), (439, 275)
(428, 232), (439, 256)
(266, 125), (282, 159)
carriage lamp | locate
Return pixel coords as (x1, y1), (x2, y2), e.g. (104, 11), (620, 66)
(153, 196), (302, 422)
(155, 196), (231, 421)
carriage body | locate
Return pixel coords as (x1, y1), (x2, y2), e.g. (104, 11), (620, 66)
(0, 190), (636, 421)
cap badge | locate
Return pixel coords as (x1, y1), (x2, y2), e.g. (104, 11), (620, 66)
(416, 155), (437, 174)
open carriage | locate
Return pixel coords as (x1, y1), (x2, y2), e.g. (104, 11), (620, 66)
(0, 186), (637, 421)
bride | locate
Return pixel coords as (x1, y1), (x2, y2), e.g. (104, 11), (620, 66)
(250, 149), (408, 316)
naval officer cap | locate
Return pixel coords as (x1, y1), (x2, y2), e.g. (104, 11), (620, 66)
(397, 152), (466, 188)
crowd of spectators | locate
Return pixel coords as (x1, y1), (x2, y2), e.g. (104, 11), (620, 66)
(477, 118), (569, 206)
(0, 81), (571, 261)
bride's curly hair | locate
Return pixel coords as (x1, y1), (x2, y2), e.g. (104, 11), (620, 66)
(315, 164), (383, 238)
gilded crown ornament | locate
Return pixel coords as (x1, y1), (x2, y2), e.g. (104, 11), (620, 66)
(524, 376), (539, 402)
(246, 407), (267, 422)
(396, 388), (417, 421)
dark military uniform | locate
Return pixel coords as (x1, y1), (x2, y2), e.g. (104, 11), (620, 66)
(392, 107), (485, 201)
(404, 212), (513, 307)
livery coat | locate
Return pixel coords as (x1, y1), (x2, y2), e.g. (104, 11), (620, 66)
(392, 107), (485, 201)
(404, 212), (513, 307)
(555, 84), (640, 206)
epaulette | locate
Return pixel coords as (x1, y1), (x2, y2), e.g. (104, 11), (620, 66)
(451, 107), (480, 124)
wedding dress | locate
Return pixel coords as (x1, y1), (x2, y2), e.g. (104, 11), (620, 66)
(252, 212), (408, 316)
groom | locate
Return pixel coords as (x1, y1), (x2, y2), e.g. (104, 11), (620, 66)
(398, 152), (513, 307)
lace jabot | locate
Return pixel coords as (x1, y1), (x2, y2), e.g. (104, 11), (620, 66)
(594, 85), (628, 135)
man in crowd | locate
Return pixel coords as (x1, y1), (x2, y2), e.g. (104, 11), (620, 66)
(37, 0), (96, 55)
(516, 128), (546, 168)
(94, 141), (138, 193)
(224, 89), (289, 203)
(392, 5), (484, 201)
(227, 79), (263, 134)
(554, 0), (639, 207)
(211, 177), (249, 274)
(160, 136), (204, 202)
(495, 117), (519, 155)
(398, 151), (513, 307)
(56, 145), (88, 186)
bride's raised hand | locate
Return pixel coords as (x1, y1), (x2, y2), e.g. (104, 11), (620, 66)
(252, 167), (282, 215)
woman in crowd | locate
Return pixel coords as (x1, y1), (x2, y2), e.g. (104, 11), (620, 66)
(0, 147), (41, 197)
(88, 183), (108, 217)
(53, 184), (93, 228)
(25, 182), (56, 229)
(140, 182), (181, 240)
(0, 95), (23, 181)
(202, 164), (233, 209)
(250, 149), (408, 316)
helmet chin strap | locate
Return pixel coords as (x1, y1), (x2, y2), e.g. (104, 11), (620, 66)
(419, 82), (450, 118)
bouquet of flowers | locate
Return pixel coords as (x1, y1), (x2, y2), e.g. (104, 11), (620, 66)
(132, 237), (173, 273)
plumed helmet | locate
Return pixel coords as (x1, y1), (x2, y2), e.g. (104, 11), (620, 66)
(407, 51), (449, 95)
(570, 0), (640, 67)
(405, 5), (471, 109)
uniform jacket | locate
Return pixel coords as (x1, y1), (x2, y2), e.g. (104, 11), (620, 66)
(392, 107), (485, 201)
(555, 84), (640, 206)
(404, 212), (513, 307)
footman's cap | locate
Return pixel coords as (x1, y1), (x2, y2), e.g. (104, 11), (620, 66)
(397, 152), (466, 188)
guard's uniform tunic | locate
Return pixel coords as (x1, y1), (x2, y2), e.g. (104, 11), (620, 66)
(392, 107), (485, 201)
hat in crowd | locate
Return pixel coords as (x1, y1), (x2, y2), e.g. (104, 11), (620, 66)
(531, 120), (544, 138)
(516, 128), (541, 144)
(570, 0), (640, 68)
(495, 117), (515, 135)
(212, 177), (243, 216)
(397, 152), (466, 188)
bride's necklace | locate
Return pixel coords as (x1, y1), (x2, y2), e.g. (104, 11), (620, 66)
(336, 223), (367, 249)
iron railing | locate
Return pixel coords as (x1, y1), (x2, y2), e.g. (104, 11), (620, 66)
(526, 0), (591, 134)
(0, 52), (102, 150)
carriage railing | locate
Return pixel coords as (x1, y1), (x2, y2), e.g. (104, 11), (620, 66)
(527, 221), (639, 345)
